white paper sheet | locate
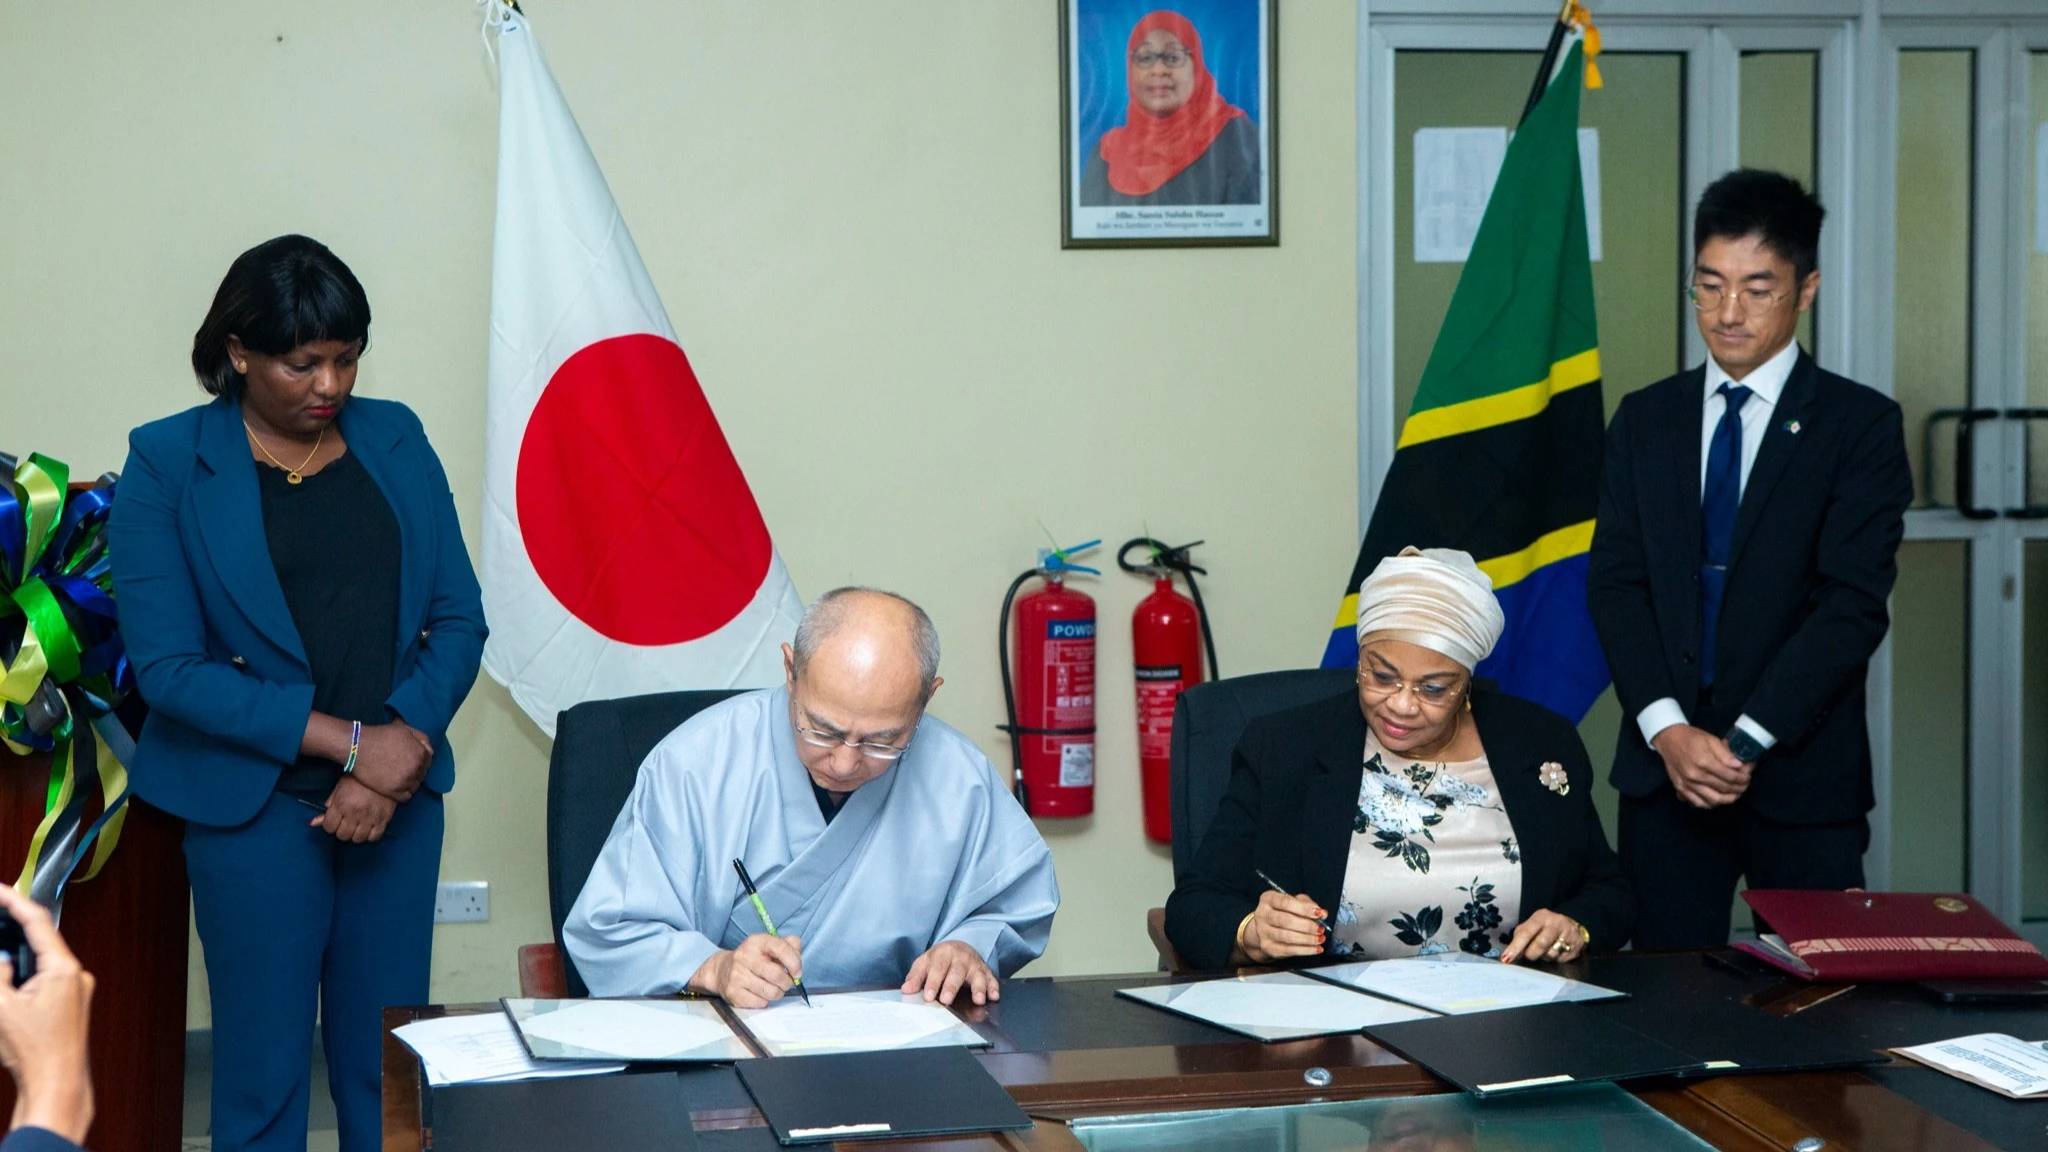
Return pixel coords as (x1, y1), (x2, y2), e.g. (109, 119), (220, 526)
(734, 989), (986, 1056)
(1895, 1033), (2048, 1098)
(518, 1000), (736, 1061)
(1121, 971), (1434, 1041)
(392, 1013), (623, 1086)
(1414, 127), (1508, 263)
(1315, 956), (1622, 1016)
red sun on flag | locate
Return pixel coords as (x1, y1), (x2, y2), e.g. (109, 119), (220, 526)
(514, 333), (773, 646)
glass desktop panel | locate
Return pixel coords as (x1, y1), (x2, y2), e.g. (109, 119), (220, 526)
(1070, 1083), (1712, 1151)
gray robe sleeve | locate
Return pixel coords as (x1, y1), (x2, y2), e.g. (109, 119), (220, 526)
(561, 745), (726, 997)
(935, 815), (1059, 977)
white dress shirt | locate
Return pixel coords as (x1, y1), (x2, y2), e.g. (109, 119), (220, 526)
(1635, 339), (1802, 756)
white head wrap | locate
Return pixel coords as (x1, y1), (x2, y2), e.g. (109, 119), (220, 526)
(1354, 546), (1505, 671)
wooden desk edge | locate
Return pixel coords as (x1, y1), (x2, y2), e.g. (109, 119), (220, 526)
(380, 999), (2000, 1152)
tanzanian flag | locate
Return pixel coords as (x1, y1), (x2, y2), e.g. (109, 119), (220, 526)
(1320, 42), (1608, 723)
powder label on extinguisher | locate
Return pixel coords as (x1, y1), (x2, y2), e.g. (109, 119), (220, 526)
(1041, 623), (1095, 727)
(1059, 742), (1095, 787)
(1134, 664), (1185, 761)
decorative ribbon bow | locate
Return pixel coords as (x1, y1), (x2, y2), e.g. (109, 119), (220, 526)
(0, 452), (134, 911)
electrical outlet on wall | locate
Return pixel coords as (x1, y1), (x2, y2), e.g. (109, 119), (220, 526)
(435, 881), (489, 923)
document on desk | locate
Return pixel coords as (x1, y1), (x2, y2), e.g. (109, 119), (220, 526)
(503, 998), (755, 1062)
(732, 989), (988, 1057)
(392, 1012), (624, 1086)
(1117, 971), (1434, 1042)
(1893, 1033), (2048, 1099)
(1309, 955), (1623, 1016)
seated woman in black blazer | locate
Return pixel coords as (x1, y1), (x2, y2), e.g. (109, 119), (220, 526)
(1166, 547), (1632, 969)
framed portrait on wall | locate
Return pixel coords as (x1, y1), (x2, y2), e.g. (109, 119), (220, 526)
(1060, 0), (1278, 248)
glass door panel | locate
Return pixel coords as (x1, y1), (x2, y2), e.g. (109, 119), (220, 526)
(1889, 49), (1980, 900)
(2026, 541), (2048, 922)
(1740, 51), (1820, 352)
(1895, 51), (1977, 510)
(2028, 50), (2048, 511)
(1892, 542), (1971, 893)
(2021, 51), (2048, 927)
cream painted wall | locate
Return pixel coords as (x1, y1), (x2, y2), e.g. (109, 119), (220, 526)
(0, 2), (1359, 1025)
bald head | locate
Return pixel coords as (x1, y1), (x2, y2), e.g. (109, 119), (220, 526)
(783, 589), (943, 793)
(790, 587), (941, 703)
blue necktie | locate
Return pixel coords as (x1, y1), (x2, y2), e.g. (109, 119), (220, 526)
(1699, 383), (1752, 687)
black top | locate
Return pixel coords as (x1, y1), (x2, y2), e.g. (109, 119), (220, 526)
(1163, 684), (1634, 970)
(811, 781), (844, 825)
(1079, 116), (1261, 207)
(257, 452), (402, 791)
(1586, 349), (1911, 822)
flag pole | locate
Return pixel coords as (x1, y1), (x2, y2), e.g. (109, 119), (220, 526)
(1518, 0), (1576, 127)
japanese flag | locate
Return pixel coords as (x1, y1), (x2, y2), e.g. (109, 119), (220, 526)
(480, 11), (801, 735)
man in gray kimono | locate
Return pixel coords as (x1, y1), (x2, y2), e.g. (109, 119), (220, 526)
(564, 587), (1059, 1008)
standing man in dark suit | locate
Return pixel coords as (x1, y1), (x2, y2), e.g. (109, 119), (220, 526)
(1587, 170), (1912, 949)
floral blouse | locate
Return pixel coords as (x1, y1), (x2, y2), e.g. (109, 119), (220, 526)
(1331, 730), (1524, 960)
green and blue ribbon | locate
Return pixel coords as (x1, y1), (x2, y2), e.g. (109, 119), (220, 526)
(0, 453), (133, 910)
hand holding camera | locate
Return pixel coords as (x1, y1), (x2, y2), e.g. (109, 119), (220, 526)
(0, 885), (95, 1145)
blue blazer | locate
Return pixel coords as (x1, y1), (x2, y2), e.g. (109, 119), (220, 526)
(110, 395), (487, 828)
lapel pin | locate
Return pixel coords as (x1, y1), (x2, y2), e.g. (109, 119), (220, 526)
(1783, 419), (1801, 434)
(1539, 762), (1570, 795)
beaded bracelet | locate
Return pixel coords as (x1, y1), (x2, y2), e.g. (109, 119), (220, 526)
(341, 720), (362, 775)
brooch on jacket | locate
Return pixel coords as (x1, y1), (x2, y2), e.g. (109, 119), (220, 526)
(1539, 762), (1570, 795)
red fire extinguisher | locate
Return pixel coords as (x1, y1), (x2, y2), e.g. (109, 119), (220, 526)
(999, 541), (1100, 818)
(1118, 538), (1219, 844)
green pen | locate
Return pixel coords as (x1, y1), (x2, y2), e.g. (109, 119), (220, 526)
(732, 858), (810, 1007)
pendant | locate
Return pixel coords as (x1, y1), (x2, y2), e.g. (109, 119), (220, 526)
(287, 472), (303, 485)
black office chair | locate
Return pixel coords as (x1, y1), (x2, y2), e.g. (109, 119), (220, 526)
(1145, 667), (1357, 970)
(516, 688), (744, 998)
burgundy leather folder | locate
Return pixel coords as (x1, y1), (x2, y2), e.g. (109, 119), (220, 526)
(1736, 890), (2048, 982)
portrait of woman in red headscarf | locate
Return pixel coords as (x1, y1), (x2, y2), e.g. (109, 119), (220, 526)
(1078, 8), (1263, 207)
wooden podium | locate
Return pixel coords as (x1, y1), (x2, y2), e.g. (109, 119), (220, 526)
(0, 745), (189, 1151)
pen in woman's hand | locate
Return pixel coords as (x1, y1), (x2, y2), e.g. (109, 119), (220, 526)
(1253, 868), (1336, 940)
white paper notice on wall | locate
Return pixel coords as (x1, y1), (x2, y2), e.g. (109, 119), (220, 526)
(1578, 128), (1603, 262)
(2036, 123), (2048, 254)
(1414, 127), (1508, 263)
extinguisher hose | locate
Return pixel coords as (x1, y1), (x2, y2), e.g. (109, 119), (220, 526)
(1116, 537), (1220, 681)
(996, 568), (1034, 805)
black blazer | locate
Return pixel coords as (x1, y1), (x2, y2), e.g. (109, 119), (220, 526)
(1586, 350), (1911, 824)
(1163, 685), (1633, 971)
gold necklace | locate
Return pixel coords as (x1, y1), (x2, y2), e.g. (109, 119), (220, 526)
(245, 421), (325, 485)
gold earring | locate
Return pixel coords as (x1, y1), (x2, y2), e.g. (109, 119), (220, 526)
(1463, 694), (1472, 713)
(234, 362), (246, 373)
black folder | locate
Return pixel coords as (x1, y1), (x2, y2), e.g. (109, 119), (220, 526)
(430, 1071), (697, 1151)
(735, 1045), (1032, 1145)
(1592, 991), (1884, 1077)
(1364, 1002), (1704, 1095)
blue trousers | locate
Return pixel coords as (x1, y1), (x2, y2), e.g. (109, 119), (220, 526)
(186, 790), (442, 1152)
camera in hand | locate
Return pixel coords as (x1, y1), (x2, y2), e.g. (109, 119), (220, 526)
(0, 907), (33, 987)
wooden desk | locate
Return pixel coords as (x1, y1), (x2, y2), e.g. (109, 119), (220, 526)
(382, 955), (2014, 1151)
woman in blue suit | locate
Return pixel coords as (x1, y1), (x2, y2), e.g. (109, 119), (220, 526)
(109, 235), (486, 1152)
